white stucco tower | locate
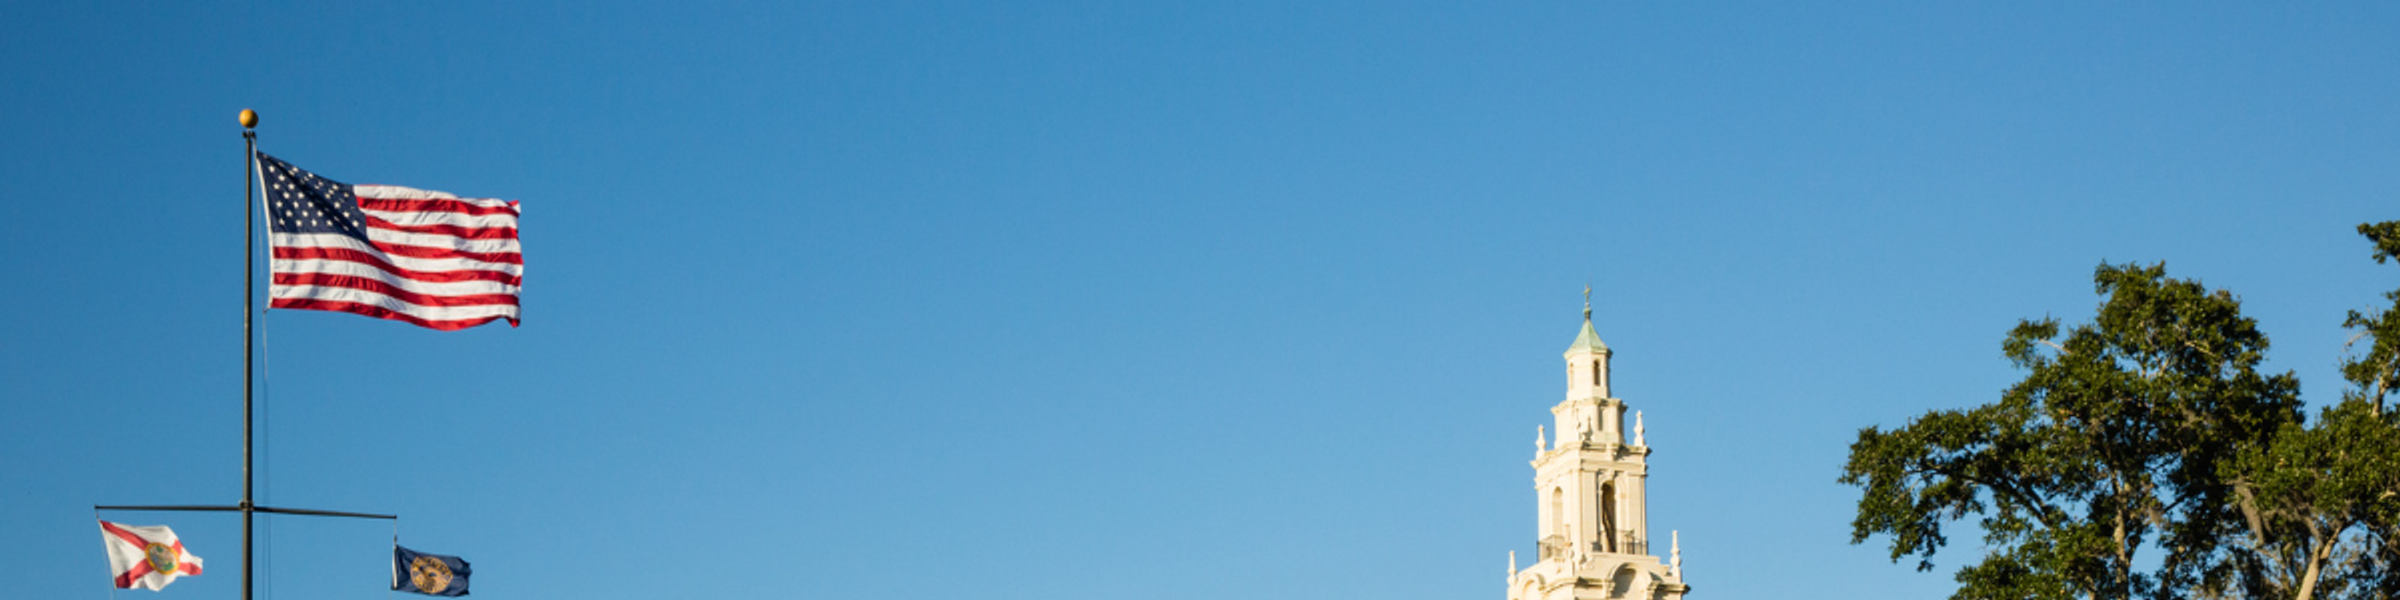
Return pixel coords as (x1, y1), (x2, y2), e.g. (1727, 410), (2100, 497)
(1506, 303), (1690, 600)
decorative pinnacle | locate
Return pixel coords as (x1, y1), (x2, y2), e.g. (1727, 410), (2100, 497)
(1670, 530), (1683, 577)
(238, 109), (258, 129)
(1582, 284), (1592, 320)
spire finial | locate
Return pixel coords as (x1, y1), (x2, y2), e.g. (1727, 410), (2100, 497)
(1582, 284), (1592, 320)
(1670, 530), (1683, 577)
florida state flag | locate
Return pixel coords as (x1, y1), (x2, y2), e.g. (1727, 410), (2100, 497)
(98, 520), (203, 590)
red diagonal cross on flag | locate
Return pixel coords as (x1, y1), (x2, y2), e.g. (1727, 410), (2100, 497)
(99, 520), (204, 590)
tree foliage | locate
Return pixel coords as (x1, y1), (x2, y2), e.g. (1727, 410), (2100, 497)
(2212, 399), (2400, 600)
(1840, 263), (2301, 600)
(1840, 222), (2400, 600)
(2342, 221), (2400, 415)
(2205, 221), (2400, 600)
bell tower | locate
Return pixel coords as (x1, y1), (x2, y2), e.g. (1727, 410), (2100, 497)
(1506, 297), (1690, 600)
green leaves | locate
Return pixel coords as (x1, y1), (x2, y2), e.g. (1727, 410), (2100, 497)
(2211, 399), (2400, 600)
(2341, 222), (2400, 415)
(2197, 221), (2400, 600)
(1842, 262), (2300, 600)
(1843, 222), (2400, 600)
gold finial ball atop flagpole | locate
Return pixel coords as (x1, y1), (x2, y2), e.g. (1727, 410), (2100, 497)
(238, 109), (258, 129)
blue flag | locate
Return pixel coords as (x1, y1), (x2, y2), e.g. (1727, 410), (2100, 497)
(393, 545), (471, 596)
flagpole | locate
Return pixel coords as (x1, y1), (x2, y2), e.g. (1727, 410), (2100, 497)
(239, 107), (258, 600)
(94, 110), (407, 595)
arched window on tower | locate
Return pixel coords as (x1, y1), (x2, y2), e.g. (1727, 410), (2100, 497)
(1599, 482), (1619, 553)
(1550, 487), (1564, 538)
(1591, 361), (1602, 391)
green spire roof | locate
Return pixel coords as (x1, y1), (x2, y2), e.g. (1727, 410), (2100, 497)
(1567, 288), (1610, 355)
(1566, 314), (1610, 355)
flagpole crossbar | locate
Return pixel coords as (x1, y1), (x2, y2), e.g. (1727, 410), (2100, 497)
(95, 505), (239, 512)
(256, 506), (398, 520)
(97, 504), (397, 520)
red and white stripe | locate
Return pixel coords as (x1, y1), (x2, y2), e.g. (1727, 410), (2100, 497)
(271, 184), (522, 331)
(99, 521), (203, 590)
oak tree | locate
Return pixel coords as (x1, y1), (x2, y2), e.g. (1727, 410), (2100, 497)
(1840, 263), (2302, 600)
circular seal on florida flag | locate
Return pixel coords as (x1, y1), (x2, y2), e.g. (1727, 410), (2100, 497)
(410, 556), (454, 593)
(143, 542), (180, 575)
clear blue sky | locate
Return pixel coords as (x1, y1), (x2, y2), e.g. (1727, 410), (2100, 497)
(5, 2), (2397, 599)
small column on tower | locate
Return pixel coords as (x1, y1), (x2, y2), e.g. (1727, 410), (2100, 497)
(1670, 531), (1683, 577)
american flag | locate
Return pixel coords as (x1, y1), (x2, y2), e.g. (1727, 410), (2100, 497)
(257, 153), (522, 331)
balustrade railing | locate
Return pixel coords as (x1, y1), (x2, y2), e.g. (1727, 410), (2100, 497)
(1587, 534), (1647, 555)
(1543, 533), (1652, 561)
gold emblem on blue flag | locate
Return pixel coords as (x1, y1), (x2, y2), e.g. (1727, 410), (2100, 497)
(410, 557), (453, 593)
(394, 544), (471, 596)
